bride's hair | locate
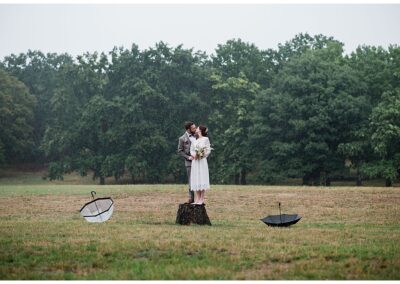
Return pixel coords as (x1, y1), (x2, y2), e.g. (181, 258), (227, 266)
(199, 125), (208, 137)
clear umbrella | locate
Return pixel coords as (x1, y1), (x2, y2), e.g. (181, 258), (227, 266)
(80, 191), (114, 223)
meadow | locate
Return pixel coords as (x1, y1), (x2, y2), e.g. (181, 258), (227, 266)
(0, 172), (400, 279)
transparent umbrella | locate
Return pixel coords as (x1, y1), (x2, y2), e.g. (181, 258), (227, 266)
(80, 191), (114, 223)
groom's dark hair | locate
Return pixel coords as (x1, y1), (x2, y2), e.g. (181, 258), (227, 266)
(184, 121), (194, 130)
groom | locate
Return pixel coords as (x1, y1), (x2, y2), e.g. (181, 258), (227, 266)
(177, 121), (197, 203)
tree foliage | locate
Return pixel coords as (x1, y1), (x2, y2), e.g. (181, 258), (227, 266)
(1, 34), (399, 186)
(0, 69), (36, 165)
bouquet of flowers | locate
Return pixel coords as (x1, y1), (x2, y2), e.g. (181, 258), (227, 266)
(195, 145), (207, 159)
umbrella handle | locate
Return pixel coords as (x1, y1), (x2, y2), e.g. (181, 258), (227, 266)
(91, 191), (96, 199)
(279, 202), (282, 223)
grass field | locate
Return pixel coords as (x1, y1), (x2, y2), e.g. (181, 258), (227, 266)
(1, 179), (400, 279)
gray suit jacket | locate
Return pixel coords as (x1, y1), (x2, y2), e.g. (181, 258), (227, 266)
(177, 132), (193, 167)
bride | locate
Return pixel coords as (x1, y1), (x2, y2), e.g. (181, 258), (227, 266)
(190, 125), (211, 205)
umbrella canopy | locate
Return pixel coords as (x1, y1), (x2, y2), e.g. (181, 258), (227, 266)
(80, 191), (114, 223)
(260, 202), (301, 227)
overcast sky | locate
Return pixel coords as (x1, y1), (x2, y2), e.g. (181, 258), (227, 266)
(0, 4), (399, 59)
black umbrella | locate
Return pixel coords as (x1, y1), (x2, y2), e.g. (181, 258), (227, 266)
(260, 202), (301, 227)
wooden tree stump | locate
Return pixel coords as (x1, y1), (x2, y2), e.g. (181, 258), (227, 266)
(175, 203), (212, 225)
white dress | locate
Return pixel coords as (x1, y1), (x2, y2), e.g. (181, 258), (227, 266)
(190, 137), (211, 191)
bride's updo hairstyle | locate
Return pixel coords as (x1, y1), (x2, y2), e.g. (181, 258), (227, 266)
(199, 125), (208, 137)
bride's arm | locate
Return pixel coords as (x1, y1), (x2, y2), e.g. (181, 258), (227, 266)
(204, 138), (211, 158)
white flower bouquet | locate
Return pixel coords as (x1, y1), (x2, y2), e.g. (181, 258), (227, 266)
(195, 145), (206, 159)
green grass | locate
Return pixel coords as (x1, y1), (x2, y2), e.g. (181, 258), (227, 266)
(0, 176), (400, 279)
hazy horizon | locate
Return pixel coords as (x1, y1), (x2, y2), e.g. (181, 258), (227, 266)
(1, 4), (399, 59)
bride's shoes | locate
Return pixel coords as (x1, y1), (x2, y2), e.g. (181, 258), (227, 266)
(191, 201), (205, 205)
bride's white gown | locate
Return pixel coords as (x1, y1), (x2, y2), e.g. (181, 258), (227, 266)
(190, 137), (211, 191)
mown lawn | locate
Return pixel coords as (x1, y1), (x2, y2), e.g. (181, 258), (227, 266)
(0, 183), (399, 279)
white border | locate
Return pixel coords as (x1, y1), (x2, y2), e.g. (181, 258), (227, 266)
(1, 0), (400, 4)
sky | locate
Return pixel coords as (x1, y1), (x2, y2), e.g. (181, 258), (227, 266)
(0, 4), (399, 59)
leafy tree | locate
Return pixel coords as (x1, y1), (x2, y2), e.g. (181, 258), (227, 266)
(273, 33), (340, 66)
(0, 69), (36, 164)
(41, 53), (111, 184)
(1, 51), (73, 163)
(253, 42), (368, 185)
(1, 35), (398, 186)
(212, 39), (272, 88)
(387, 45), (400, 90)
(209, 72), (260, 184)
(361, 89), (400, 186)
(338, 45), (400, 186)
(348, 46), (391, 105)
(108, 42), (212, 183)
(337, 127), (374, 186)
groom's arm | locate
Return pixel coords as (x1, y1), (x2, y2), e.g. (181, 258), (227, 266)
(177, 137), (191, 160)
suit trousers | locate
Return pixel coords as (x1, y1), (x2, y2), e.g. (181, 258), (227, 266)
(186, 166), (194, 200)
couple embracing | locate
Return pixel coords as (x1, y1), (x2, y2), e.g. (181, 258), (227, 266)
(177, 121), (212, 205)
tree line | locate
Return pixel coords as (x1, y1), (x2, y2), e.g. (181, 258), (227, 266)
(0, 33), (399, 186)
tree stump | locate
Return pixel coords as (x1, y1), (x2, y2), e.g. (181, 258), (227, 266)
(175, 203), (212, 225)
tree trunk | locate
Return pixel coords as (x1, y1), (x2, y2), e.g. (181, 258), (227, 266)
(240, 169), (247, 185)
(176, 203), (211, 225)
(234, 173), (240, 185)
(385, 178), (392, 187)
(302, 174), (311, 186)
(313, 171), (321, 186)
(100, 176), (105, 185)
(325, 177), (331, 186)
(356, 169), (362, 186)
(303, 172), (321, 186)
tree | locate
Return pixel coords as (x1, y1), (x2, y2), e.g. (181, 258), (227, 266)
(1, 51), (73, 163)
(108, 42), (212, 183)
(208, 72), (260, 184)
(348, 46), (390, 105)
(212, 38), (273, 88)
(252, 41), (368, 185)
(41, 52), (111, 184)
(361, 89), (400, 186)
(0, 69), (36, 164)
(338, 45), (400, 186)
(273, 33), (340, 66)
(2, 36), (398, 186)
(337, 127), (374, 186)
